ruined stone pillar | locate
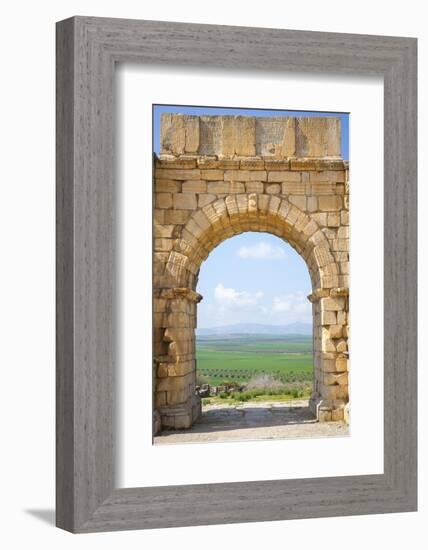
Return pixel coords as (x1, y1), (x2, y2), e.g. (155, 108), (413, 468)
(308, 288), (349, 422)
(153, 288), (202, 431)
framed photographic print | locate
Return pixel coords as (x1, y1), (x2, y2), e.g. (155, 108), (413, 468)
(150, 107), (351, 447)
(56, 16), (417, 532)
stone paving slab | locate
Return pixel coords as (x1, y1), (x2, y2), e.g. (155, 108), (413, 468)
(154, 400), (349, 445)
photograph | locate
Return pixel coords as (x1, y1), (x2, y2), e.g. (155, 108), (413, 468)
(152, 106), (350, 444)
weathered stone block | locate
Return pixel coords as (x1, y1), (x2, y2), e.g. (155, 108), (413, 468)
(173, 193), (197, 210)
(310, 170), (345, 183)
(185, 116), (200, 153)
(280, 118), (296, 156)
(336, 356), (348, 372)
(290, 159), (317, 171)
(225, 195), (239, 218)
(318, 409), (333, 422)
(235, 116), (256, 156)
(341, 211), (349, 225)
(339, 274), (350, 288)
(156, 156), (197, 169)
(229, 181), (245, 193)
(160, 113), (186, 155)
(156, 193), (172, 209)
(329, 324), (343, 339)
(336, 310), (347, 325)
(323, 372), (339, 385)
(265, 183), (281, 194)
(156, 168), (201, 181)
(248, 193), (257, 213)
(236, 194), (249, 215)
(166, 389), (188, 405)
(331, 408), (344, 421)
(154, 209), (165, 224)
(310, 182), (336, 195)
(321, 296), (346, 311)
(312, 212), (328, 226)
(318, 195), (342, 211)
(302, 220), (318, 240)
(155, 391), (167, 407)
(155, 238), (173, 252)
(320, 384), (339, 401)
(249, 170), (267, 182)
(327, 213), (340, 227)
(174, 413), (193, 429)
(182, 180), (207, 193)
(264, 160), (290, 171)
(269, 171), (301, 183)
(198, 193), (216, 208)
(245, 181), (264, 193)
(337, 226), (349, 238)
(207, 181), (230, 194)
(344, 403), (350, 424)
(156, 179), (181, 193)
(240, 158), (265, 170)
(224, 170), (251, 181)
(196, 157), (223, 169)
(185, 219), (204, 240)
(335, 386), (348, 400)
(332, 238), (348, 252)
(313, 245), (334, 267)
(321, 311), (337, 325)
(200, 169), (224, 180)
(296, 117), (341, 157)
(336, 338), (348, 353)
(282, 182), (306, 194)
(164, 209), (191, 224)
(307, 196), (318, 212)
(289, 195), (307, 210)
(154, 223), (175, 238)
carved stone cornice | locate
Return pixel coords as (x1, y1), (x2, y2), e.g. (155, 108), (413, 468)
(156, 287), (203, 303)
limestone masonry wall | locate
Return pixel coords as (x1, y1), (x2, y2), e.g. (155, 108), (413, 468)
(153, 115), (349, 432)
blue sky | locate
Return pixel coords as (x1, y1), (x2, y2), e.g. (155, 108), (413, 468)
(153, 104), (349, 160)
(153, 105), (349, 328)
(195, 232), (312, 328)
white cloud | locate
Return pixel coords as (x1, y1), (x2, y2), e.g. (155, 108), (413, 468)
(198, 286), (312, 328)
(237, 241), (285, 260)
(272, 291), (311, 320)
(272, 297), (291, 313)
(214, 283), (264, 308)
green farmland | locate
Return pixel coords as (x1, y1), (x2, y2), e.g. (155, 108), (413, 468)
(196, 334), (313, 386)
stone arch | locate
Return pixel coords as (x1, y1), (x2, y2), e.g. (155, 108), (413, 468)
(153, 114), (349, 432)
(166, 194), (337, 292)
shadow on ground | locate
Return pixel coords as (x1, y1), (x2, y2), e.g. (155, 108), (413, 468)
(25, 509), (55, 526)
(184, 404), (316, 434)
(154, 400), (348, 444)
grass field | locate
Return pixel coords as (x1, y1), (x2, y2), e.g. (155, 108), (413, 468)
(196, 333), (313, 386)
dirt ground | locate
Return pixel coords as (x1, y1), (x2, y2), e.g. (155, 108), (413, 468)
(154, 399), (349, 445)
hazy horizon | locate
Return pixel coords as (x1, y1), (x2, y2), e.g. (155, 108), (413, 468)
(195, 321), (312, 329)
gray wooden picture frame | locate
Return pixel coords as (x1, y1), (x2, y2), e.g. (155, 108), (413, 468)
(56, 16), (417, 533)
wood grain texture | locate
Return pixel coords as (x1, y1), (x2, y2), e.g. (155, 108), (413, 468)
(56, 16), (417, 532)
(56, 17), (75, 532)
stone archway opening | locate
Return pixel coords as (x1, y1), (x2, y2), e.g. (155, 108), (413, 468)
(153, 114), (349, 434)
(194, 230), (314, 417)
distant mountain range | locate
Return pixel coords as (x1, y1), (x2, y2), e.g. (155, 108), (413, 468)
(196, 322), (312, 336)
